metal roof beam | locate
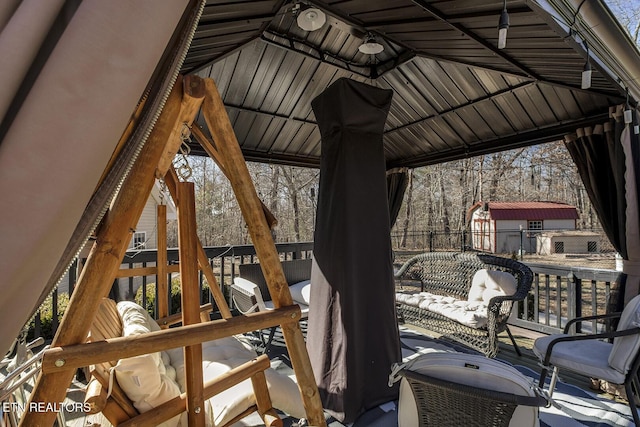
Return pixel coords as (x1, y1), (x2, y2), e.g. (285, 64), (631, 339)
(260, 32), (372, 78)
(388, 111), (610, 169)
(385, 81), (536, 135)
(410, 0), (541, 80)
(224, 103), (317, 126)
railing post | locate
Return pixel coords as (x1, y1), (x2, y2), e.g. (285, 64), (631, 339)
(566, 272), (576, 333)
(52, 288), (59, 336)
(575, 275), (582, 333)
(429, 231), (434, 252)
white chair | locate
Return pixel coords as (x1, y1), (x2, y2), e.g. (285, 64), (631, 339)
(230, 260), (311, 352)
(533, 294), (640, 426)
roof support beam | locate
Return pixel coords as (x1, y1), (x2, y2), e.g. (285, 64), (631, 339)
(389, 111), (610, 169)
(261, 32), (372, 78)
(410, 0), (540, 80)
(225, 103), (317, 126)
(385, 81), (536, 135)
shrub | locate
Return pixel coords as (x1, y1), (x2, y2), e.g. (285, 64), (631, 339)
(27, 292), (70, 340)
(135, 277), (212, 318)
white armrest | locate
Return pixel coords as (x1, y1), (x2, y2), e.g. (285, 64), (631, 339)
(232, 277), (269, 312)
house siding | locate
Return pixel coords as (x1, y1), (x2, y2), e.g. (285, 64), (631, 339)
(130, 197), (158, 250)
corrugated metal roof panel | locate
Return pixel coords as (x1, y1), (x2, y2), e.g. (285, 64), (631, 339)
(181, 0), (635, 168)
(487, 201), (579, 220)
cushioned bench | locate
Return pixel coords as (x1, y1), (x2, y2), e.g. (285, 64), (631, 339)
(85, 298), (306, 426)
(394, 252), (533, 358)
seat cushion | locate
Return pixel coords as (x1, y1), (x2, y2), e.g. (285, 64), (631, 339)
(289, 279), (311, 305)
(115, 301), (182, 427)
(468, 269), (517, 304)
(533, 334), (624, 384)
(396, 292), (488, 328)
(169, 336), (306, 426)
(609, 294), (640, 375)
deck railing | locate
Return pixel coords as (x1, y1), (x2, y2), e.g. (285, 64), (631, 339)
(31, 243), (624, 340)
(30, 242), (313, 339)
(510, 263), (624, 335)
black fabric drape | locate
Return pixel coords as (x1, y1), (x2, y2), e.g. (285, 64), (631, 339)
(564, 119), (627, 257)
(308, 78), (401, 423)
(565, 105), (640, 303)
(387, 167), (409, 228)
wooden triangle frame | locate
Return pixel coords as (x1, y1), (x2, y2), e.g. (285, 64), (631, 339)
(21, 75), (326, 427)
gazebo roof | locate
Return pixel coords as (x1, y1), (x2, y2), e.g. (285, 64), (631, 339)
(181, 0), (640, 168)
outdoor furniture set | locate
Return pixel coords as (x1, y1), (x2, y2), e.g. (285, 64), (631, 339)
(81, 253), (640, 426)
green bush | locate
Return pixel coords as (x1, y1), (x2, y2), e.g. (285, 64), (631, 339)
(135, 277), (212, 318)
(27, 292), (70, 340)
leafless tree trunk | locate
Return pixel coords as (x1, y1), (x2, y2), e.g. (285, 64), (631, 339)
(282, 166), (301, 242)
(268, 165), (280, 241)
(400, 169), (413, 248)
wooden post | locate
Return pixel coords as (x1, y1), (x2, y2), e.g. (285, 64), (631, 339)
(20, 75), (202, 427)
(201, 77), (326, 427)
(157, 204), (169, 319)
(164, 167), (233, 319)
(177, 182), (205, 427)
(156, 75), (206, 178)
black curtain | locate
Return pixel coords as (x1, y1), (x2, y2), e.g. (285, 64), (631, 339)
(387, 167), (409, 228)
(565, 105), (640, 303)
(307, 78), (401, 423)
(564, 117), (627, 257)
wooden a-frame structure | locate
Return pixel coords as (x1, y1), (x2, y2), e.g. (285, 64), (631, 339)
(20, 75), (327, 427)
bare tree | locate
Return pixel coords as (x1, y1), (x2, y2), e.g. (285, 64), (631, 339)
(400, 169), (413, 248)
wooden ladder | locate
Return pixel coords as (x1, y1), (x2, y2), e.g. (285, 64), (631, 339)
(20, 75), (326, 427)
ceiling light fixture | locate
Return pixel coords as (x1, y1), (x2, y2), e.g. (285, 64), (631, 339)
(497, 0), (509, 49)
(296, 5), (326, 32)
(358, 33), (384, 55)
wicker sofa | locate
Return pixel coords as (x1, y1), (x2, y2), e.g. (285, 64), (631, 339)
(394, 252), (533, 358)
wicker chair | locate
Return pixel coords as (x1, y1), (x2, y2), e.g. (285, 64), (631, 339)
(394, 252), (533, 358)
(398, 366), (547, 426)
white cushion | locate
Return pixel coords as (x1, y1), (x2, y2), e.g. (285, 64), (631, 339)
(609, 294), (640, 374)
(289, 280), (311, 305)
(396, 292), (488, 328)
(114, 354), (182, 427)
(233, 277), (270, 312)
(398, 352), (538, 427)
(468, 269), (517, 304)
(115, 301), (181, 427)
(534, 334), (624, 384)
(170, 336), (306, 426)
